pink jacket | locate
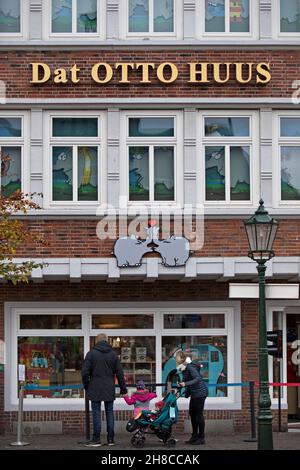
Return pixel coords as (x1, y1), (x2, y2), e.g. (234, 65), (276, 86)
(123, 389), (157, 417)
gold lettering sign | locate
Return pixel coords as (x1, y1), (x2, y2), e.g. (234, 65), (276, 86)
(30, 62), (271, 85)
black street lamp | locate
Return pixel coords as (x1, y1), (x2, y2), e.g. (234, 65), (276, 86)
(244, 199), (279, 450)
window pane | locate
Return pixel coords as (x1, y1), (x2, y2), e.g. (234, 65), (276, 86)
(205, 146), (225, 200)
(281, 0), (300, 32)
(164, 314), (225, 329)
(162, 336), (228, 397)
(78, 146), (98, 201)
(205, 0), (225, 32)
(52, 0), (72, 33)
(230, 0), (249, 33)
(129, 0), (149, 32)
(0, 0), (20, 33)
(154, 0), (174, 32)
(129, 146), (149, 201)
(154, 146), (174, 201)
(77, 0), (97, 32)
(280, 117), (300, 137)
(0, 117), (21, 137)
(230, 146), (250, 201)
(53, 118), (98, 137)
(129, 118), (174, 137)
(1, 147), (21, 196)
(281, 146), (300, 200)
(20, 315), (82, 329)
(92, 314), (154, 329)
(52, 147), (73, 201)
(18, 336), (84, 398)
(205, 117), (250, 137)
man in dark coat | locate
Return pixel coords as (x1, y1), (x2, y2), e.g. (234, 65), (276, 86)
(176, 351), (208, 445)
(81, 333), (127, 447)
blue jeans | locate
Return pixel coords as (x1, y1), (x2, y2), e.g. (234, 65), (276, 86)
(91, 400), (114, 441)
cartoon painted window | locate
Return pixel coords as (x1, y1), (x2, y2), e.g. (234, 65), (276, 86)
(129, 0), (174, 33)
(0, 117), (22, 197)
(162, 335), (228, 397)
(51, 117), (100, 202)
(205, 0), (250, 33)
(279, 117), (300, 201)
(51, 0), (98, 34)
(128, 117), (175, 202)
(0, 0), (21, 33)
(204, 117), (251, 202)
(280, 0), (300, 32)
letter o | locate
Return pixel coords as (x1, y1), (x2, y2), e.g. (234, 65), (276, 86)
(91, 63), (113, 84)
(157, 62), (178, 84)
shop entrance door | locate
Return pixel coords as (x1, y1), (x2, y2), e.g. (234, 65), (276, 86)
(286, 312), (300, 422)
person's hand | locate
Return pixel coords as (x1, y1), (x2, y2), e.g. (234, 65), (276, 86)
(178, 382), (185, 387)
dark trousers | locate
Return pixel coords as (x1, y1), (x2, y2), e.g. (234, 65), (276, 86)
(189, 397), (206, 439)
(91, 400), (114, 441)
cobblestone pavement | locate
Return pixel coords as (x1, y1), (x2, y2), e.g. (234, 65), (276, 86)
(0, 432), (299, 450)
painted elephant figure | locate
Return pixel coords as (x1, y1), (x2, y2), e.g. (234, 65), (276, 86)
(114, 236), (152, 267)
(154, 236), (190, 267)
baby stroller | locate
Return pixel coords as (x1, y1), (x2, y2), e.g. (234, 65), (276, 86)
(126, 388), (181, 448)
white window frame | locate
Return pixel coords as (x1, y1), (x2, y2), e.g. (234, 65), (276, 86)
(120, 0), (183, 39)
(5, 302), (241, 412)
(0, 0), (29, 39)
(196, 0), (257, 39)
(120, 110), (183, 209)
(275, 0), (300, 38)
(273, 111), (300, 208)
(0, 111), (30, 195)
(198, 110), (259, 208)
(43, 110), (106, 209)
(44, 0), (105, 39)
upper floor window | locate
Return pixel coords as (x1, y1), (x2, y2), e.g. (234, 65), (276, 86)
(0, 115), (24, 196)
(0, 0), (22, 35)
(50, 0), (100, 35)
(205, 0), (250, 34)
(47, 113), (104, 205)
(200, 112), (258, 205)
(128, 0), (174, 34)
(280, 0), (300, 33)
(279, 116), (300, 202)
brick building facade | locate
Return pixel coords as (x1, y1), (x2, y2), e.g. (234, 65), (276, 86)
(0, 0), (300, 436)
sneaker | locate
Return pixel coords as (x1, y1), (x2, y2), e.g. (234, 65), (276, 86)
(107, 439), (115, 446)
(185, 435), (198, 444)
(191, 438), (205, 445)
(84, 440), (102, 447)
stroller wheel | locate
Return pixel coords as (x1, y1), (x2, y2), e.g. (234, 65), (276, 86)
(165, 438), (177, 448)
(131, 436), (145, 448)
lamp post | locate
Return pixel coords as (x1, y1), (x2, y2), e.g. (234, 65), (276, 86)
(244, 199), (279, 450)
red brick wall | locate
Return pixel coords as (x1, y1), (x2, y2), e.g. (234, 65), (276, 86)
(14, 218), (300, 258)
(1, 49), (298, 98)
(0, 281), (288, 434)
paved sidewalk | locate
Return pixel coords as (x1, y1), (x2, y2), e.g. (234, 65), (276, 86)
(0, 432), (299, 450)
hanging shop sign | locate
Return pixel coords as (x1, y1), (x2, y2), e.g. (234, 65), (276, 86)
(113, 222), (190, 268)
(30, 61), (271, 86)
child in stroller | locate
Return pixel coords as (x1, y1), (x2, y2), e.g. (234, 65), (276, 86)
(126, 387), (181, 448)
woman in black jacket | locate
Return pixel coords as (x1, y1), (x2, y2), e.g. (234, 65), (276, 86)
(176, 351), (208, 445)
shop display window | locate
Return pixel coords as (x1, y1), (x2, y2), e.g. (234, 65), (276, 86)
(18, 336), (84, 399)
(92, 313), (154, 329)
(164, 313), (225, 329)
(20, 314), (82, 330)
(162, 335), (228, 397)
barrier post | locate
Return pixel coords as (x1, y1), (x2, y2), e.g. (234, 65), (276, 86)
(244, 381), (257, 442)
(277, 360), (282, 432)
(10, 384), (30, 447)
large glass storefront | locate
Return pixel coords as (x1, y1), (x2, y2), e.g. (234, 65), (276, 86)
(9, 305), (238, 407)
